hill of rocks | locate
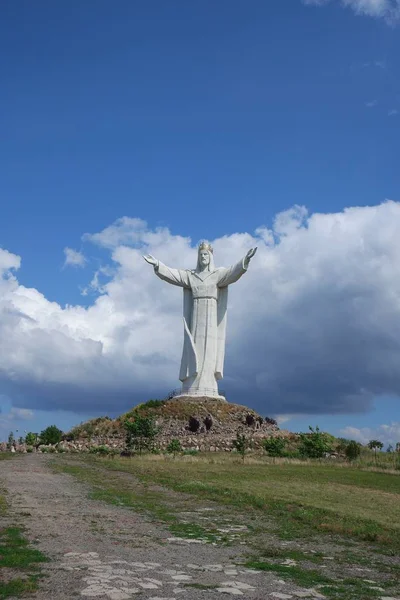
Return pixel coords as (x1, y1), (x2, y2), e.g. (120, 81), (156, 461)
(64, 397), (287, 453)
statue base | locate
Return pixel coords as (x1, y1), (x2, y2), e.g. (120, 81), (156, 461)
(173, 394), (227, 403)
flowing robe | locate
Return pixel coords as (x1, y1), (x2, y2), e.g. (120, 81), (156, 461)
(154, 259), (247, 397)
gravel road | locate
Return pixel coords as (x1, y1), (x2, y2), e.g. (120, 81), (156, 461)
(0, 454), (337, 599)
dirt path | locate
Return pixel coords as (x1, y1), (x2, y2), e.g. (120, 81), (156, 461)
(0, 454), (335, 600)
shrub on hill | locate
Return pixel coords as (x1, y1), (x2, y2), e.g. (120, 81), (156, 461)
(233, 432), (252, 462)
(89, 445), (112, 456)
(123, 399), (166, 420)
(298, 426), (333, 459)
(67, 416), (114, 440)
(345, 440), (362, 461)
(124, 415), (159, 454)
(183, 449), (199, 456)
(25, 432), (38, 446)
(263, 436), (287, 457)
(166, 439), (182, 457)
(40, 425), (63, 445)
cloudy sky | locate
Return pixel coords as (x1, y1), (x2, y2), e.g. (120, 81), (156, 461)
(1, 0), (400, 446)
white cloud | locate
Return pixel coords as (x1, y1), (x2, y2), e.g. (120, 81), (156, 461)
(274, 414), (299, 425)
(9, 407), (34, 420)
(388, 109), (398, 116)
(0, 247), (20, 274)
(0, 407), (34, 421)
(2, 202), (400, 418)
(365, 100), (378, 108)
(303, 0), (400, 23)
(63, 248), (86, 268)
(80, 266), (115, 296)
(82, 217), (149, 249)
(340, 423), (400, 446)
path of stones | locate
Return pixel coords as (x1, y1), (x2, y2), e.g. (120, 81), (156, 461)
(0, 454), (387, 600)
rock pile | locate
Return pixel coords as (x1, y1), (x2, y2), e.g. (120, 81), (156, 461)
(150, 398), (283, 451)
(1, 398), (290, 454)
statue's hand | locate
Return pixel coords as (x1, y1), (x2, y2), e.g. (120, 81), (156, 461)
(244, 247), (257, 267)
(143, 254), (158, 267)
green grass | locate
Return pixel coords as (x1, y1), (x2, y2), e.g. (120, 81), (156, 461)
(0, 578), (41, 600)
(0, 527), (48, 599)
(168, 522), (228, 543)
(0, 493), (7, 516)
(0, 454), (14, 461)
(246, 559), (332, 587)
(91, 455), (399, 550)
(245, 560), (386, 600)
(0, 527), (47, 568)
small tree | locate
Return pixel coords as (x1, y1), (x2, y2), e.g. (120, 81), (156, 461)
(298, 426), (332, 459)
(387, 444), (394, 453)
(166, 439), (182, 457)
(40, 425), (63, 445)
(368, 439), (384, 462)
(345, 440), (361, 462)
(124, 415), (159, 454)
(25, 432), (37, 446)
(233, 432), (251, 462)
(7, 431), (15, 451)
(263, 436), (287, 457)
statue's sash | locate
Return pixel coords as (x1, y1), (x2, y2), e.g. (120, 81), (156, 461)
(215, 286), (228, 380)
(179, 288), (198, 381)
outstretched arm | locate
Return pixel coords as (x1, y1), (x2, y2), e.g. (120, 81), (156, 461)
(143, 254), (190, 288)
(217, 248), (257, 287)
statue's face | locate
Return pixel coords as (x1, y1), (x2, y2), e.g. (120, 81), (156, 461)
(199, 250), (210, 267)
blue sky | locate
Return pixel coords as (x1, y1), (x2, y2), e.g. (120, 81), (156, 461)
(1, 0), (400, 446)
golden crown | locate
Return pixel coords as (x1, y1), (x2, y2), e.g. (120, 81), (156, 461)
(198, 241), (213, 254)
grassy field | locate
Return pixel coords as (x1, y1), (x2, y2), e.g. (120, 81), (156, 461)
(1, 449), (399, 599)
(87, 454), (400, 548)
(53, 453), (400, 600)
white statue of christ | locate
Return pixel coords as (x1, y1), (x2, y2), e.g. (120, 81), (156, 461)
(143, 242), (257, 399)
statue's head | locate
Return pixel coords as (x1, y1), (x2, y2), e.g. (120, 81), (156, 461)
(197, 241), (214, 272)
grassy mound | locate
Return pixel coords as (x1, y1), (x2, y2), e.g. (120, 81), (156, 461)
(67, 397), (277, 440)
(122, 397), (264, 423)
